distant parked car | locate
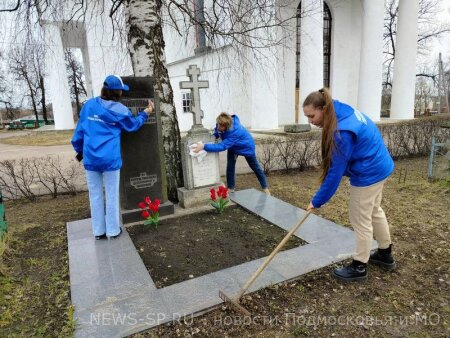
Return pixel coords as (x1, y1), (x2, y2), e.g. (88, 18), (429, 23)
(7, 121), (25, 130)
(24, 121), (41, 129)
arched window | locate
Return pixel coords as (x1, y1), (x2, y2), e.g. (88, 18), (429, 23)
(296, 2), (332, 88)
(323, 3), (332, 87)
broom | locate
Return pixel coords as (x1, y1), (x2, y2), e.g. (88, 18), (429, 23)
(219, 210), (312, 316)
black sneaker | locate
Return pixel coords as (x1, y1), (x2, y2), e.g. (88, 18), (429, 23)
(369, 244), (396, 271)
(332, 260), (368, 282)
(109, 228), (122, 239)
(95, 233), (107, 240)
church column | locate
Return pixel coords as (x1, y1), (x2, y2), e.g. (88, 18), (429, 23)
(390, 0), (420, 119)
(299, 0), (323, 124)
(250, 5), (278, 129)
(357, 0), (384, 121)
(44, 23), (74, 129)
(81, 47), (93, 98)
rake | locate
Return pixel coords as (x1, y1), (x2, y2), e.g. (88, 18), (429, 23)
(219, 210), (312, 316)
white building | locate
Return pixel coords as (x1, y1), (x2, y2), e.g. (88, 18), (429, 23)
(42, 2), (132, 130)
(46, 0), (420, 131)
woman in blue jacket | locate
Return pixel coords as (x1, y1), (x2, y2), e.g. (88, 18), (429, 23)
(303, 88), (396, 281)
(193, 113), (269, 194)
(72, 75), (153, 240)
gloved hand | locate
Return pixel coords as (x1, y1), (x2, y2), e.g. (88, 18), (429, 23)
(75, 153), (83, 162)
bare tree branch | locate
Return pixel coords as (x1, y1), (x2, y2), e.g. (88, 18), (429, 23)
(383, 0), (450, 88)
(0, 0), (20, 13)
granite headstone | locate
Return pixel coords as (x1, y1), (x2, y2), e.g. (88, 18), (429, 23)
(119, 76), (174, 223)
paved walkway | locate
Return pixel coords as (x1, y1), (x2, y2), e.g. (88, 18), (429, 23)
(68, 189), (375, 337)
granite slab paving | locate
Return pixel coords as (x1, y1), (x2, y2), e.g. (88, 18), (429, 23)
(68, 189), (375, 337)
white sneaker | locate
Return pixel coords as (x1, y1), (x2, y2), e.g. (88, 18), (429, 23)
(264, 188), (271, 195)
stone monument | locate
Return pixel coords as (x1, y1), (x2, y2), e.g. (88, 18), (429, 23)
(119, 76), (174, 223)
(177, 65), (222, 208)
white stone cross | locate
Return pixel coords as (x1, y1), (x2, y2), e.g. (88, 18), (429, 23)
(180, 65), (209, 126)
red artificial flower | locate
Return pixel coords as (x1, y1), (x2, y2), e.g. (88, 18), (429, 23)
(210, 188), (216, 201)
(154, 199), (161, 206)
(222, 189), (228, 199)
(149, 203), (159, 212)
(142, 210), (150, 218)
(217, 185), (228, 199)
(138, 202), (147, 209)
(145, 196), (151, 205)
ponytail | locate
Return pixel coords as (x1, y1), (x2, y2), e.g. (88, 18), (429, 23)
(303, 87), (337, 183)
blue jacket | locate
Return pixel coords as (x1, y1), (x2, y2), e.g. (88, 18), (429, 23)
(204, 115), (256, 156)
(71, 97), (148, 171)
(312, 100), (394, 208)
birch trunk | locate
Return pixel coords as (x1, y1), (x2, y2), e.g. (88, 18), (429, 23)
(125, 0), (183, 201)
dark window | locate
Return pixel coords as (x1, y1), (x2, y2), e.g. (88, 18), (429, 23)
(182, 92), (192, 113)
(296, 2), (332, 88)
(295, 5), (301, 89)
(323, 3), (332, 88)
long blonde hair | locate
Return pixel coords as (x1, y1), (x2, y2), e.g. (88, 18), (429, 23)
(303, 88), (337, 183)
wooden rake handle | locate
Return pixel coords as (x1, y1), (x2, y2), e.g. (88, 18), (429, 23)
(235, 210), (312, 301)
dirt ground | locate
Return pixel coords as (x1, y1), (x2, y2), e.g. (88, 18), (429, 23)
(128, 206), (304, 288)
(0, 130), (73, 146)
(0, 156), (449, 337)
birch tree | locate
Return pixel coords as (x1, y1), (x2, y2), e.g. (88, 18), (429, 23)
(124, 0), (183, 201)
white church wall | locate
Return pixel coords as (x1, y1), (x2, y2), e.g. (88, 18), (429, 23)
(163, 0), (233, 65)
(162, 8), (197, 64)
(164, 1), (283, 131)
(85, 23), (132, 96)
(164, 0), (366, 131)
(328, 0), (361, 107)
(250, 51), (279, 129)
(44, 24), (74, 130)
(43, 1), (132, 129)
(167, 47), (252, 132)
(276, 1), (298, 126)
(298, 0), (324, 124)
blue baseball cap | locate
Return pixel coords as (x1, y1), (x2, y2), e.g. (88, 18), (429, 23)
(103, 75), (129, 91)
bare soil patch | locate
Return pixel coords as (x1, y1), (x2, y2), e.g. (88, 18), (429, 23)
(128, 206), (304, 288)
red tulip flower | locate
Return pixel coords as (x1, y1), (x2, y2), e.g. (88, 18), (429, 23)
(210, 186), (229, 213)
(149, 203), (159, 212)
(139, 196), (160, 228)
(210, 188), (217, 201)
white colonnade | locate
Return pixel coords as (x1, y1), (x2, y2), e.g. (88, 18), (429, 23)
(357, 0), (385, 121)
(390, 0), (420, 119)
